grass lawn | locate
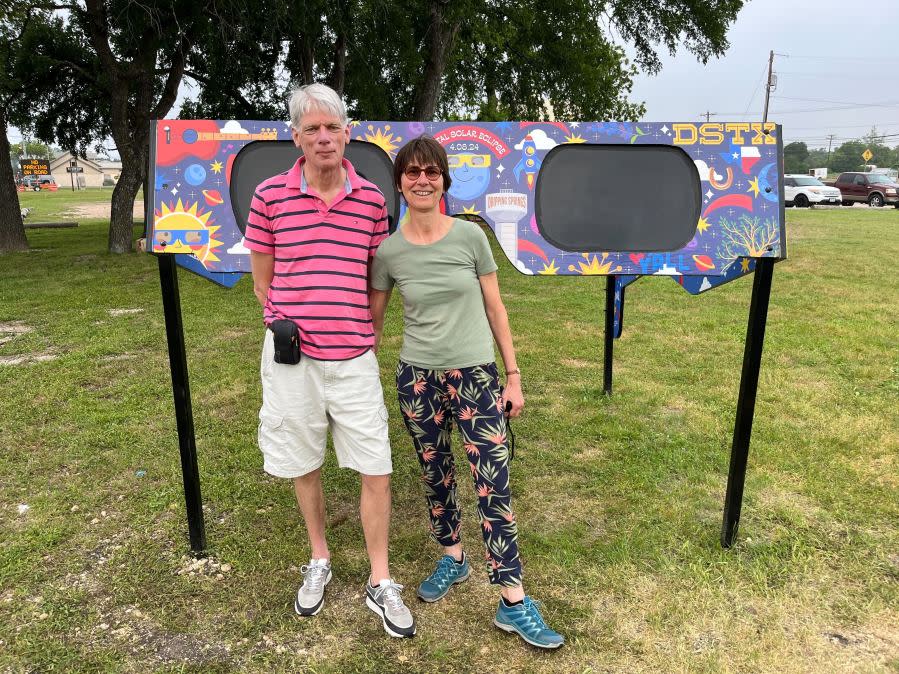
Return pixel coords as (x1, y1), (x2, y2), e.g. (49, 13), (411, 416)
(1, 196), (897, 672)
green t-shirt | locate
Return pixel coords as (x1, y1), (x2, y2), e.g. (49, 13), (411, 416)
(371, 218), (499, 370)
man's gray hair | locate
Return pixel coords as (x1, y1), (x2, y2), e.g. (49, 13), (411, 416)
(288, 83), (348, 129)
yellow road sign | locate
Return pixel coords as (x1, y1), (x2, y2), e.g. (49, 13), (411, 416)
(862, 149), (873, 162)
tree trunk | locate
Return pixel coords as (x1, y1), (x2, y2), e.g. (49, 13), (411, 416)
(329, 31), (346, 96)
(0, 108), (28, 253)
(107, 148), (145, 254)
(411, 0), (461, 120)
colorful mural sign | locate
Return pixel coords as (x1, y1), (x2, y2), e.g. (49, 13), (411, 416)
(147, 119), (785, 294)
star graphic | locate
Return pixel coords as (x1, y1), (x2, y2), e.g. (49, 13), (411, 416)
(496, 164), (505, 175)
(732, 152), (739, 159)
(741, 258), (751, 273)
(170, 186), (178, 195)
(569, 122), (580, 128)
(210, 160), (224, 174)
(705, 189), (714, 199)
(661, 125), (669, 135)
(696, 217), (711, 234)
(747, 177), (761, 198)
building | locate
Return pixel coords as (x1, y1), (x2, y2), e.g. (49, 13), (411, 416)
(49, 152), (122, 188)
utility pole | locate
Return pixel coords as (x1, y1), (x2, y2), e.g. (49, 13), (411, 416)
(702, 110), (716, 122)
(762, 50), (778, 124)
(826, 134), (835, 168)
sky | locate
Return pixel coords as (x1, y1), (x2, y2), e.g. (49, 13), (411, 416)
(627, 0), (899, 150)
(10, 0), (899, 157)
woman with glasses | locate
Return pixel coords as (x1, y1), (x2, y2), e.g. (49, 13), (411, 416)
(369, 135), (564, 649)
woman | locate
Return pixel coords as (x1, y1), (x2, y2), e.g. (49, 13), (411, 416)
(369, 135), (564, 649)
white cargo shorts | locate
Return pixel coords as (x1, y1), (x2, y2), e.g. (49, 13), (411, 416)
(257, 330), (392, 478)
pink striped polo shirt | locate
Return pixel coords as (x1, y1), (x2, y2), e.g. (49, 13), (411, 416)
(245, 156), (389, 360)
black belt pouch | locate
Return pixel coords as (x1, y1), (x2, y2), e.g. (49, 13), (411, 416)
(270, 319), (301, 365)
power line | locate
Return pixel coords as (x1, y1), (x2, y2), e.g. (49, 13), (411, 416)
(772, 95), (899, 108)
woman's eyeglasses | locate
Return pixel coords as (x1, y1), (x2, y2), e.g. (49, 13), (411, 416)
(403, 165), (442, 181)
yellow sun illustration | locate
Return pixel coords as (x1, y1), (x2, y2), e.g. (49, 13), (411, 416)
(210, 160), (224, 174)
(359, 124), (403, 157)
(564, 133), (586, 144)
(153, 199), (223, 267)
(696, 216), (710, 234)
(567, 252), (622, 275)
(538, 260), (560, 275)
(461, 204), (481, 216)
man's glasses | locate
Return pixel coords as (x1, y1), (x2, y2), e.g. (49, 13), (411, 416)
(403, 165), (442, 181)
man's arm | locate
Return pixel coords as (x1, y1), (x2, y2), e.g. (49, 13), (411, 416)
(250, 250), (274, 307)
(369, 288), (392, 354)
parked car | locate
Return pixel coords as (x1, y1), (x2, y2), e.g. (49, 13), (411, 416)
(21, 175), (59, 191)
(783, 174), (842, 207)
(826, 172), (899, 207)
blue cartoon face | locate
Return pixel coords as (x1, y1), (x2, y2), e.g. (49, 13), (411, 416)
(447, 153), (492, 201)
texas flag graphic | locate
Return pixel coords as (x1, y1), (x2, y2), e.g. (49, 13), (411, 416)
(720, 145), (762, 174)
(740, 146), (761, 174)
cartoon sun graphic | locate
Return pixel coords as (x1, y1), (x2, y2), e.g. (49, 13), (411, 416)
(359, 124), (403, 157)
(567, 253), (622, 275)
(538, 259), (560, 275)
(564, 133), (586, 144)
(461, 204), (481, 216)
(152, 199), (223, 267)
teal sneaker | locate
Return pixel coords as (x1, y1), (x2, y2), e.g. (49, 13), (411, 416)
(494, 596), (565, 649)
(416, 554), (470, 602)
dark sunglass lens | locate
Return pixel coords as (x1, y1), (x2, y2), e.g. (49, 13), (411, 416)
(424, 168), (442, 180)
(404, 167), (422, 180)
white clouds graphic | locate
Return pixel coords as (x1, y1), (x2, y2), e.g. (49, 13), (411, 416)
(514, 129), (557, 151)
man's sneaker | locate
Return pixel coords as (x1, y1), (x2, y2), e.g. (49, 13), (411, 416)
(417, 553), (470, 602)
(365, 579), (416, 638)
(294, 559), (331, 616)
(494, 596), (565, 649)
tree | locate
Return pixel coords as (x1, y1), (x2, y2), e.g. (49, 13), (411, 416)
(182, 0), (745, 122)
(8, 139), (54, 163)
(0, 5), (36, 252)
(783, 141), (809, 174)
(830, 140), (867, 173)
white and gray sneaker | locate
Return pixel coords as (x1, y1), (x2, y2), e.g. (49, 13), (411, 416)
(294, 558), (332, 616)
(365, 578), (416, 638)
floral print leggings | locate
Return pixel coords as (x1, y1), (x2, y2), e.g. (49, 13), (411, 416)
(396, 360), (522, 587)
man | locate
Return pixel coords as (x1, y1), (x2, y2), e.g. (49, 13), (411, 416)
(244, 83), (414, 638)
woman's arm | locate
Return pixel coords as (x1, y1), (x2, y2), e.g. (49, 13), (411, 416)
(369, 287), (392, 354)
(479, 271), (523, 417)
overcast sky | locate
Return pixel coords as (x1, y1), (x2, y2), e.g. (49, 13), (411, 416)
(10, 0), (898, 155)
(628, 0), (899, 150)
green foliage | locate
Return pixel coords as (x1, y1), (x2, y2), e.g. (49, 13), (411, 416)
(783, 141), (809, 174)
(181, 0), (745, 122)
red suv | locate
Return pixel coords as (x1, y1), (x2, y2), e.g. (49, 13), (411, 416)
(832, 172), (899, 207)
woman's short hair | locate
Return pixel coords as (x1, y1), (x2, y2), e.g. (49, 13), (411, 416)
(393, 135), (452, 192)
(287, 84), (348, 129)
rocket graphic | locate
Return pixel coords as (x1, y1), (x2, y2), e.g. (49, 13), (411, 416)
(513, 134), (542, 190)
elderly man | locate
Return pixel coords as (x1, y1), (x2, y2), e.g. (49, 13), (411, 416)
(244, 83), (414, 638)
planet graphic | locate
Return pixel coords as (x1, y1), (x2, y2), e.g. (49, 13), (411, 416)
(693, 254), (715, 271)
(184, 163), (206, 186)
(757, 163), (778, 202)
(182, 128), (198, 144)
(202, 189), (223, 207)
(409, 121), (426, 135)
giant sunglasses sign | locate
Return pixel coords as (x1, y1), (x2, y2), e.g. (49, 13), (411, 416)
(147, 120), (785, 289)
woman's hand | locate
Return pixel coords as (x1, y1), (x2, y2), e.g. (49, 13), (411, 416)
(502, 376), (524, 418)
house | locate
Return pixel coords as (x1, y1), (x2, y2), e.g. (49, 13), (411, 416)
(49, 152), (122, 188)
